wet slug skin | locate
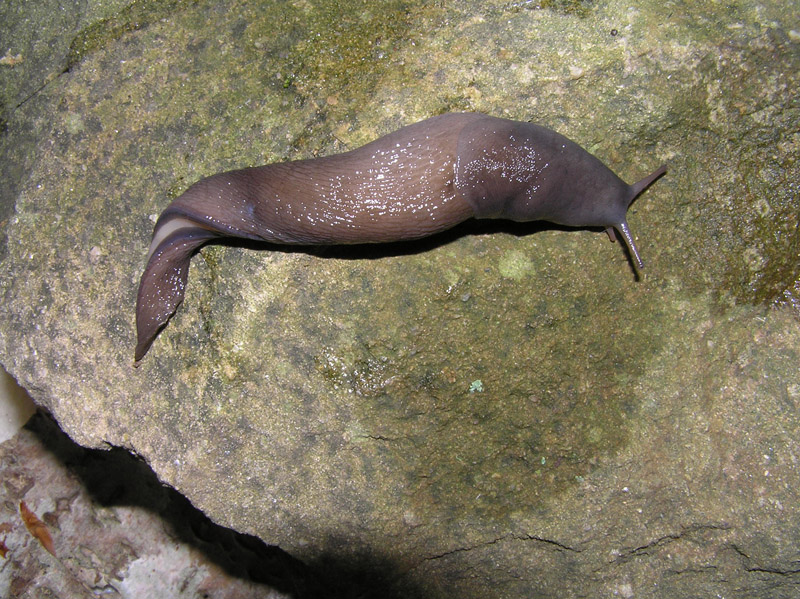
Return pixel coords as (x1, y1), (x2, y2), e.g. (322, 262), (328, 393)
(135, 112), (665, 362)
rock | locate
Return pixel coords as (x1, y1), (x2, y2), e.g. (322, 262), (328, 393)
(1, 1), (798, 597)
(0, 412), (298, 598)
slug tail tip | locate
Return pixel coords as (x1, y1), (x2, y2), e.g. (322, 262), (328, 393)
(135, 227), (213, 361)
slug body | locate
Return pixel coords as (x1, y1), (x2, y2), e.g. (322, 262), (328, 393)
(136, 112), (665, 361)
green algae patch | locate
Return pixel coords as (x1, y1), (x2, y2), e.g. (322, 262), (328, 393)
(294, 233), (671, 520)
(642, 16), (800, 307)
(240, 0), (438, 105)
(504, 0), (594, 17)
(66, 0), (199, 70)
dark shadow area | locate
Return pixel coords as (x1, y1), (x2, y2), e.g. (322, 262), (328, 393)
(205, 216), (639, 275)
(25, 410), (428, 599)
(204, 217), (548, 261)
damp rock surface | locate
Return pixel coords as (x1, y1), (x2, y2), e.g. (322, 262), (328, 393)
(1, 1), (799, 597)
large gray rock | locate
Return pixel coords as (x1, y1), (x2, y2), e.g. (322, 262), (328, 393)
(1, 0), (798, 597)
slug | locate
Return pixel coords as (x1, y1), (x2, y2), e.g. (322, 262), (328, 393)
(135, 112), (666, 362)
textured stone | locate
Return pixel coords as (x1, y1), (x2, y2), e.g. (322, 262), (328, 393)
(0, 413), (294, 598)
(1, 1), (799, 597)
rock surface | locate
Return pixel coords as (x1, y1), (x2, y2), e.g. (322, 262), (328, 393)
(1, 0), (799, 597)
(0, 413), (296, 598)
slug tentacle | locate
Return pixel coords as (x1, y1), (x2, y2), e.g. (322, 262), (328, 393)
(629, 164), (667, 204)
(602, 163), (667, 271)
(134, 112), (666, 361)
(613, 220), (644, 270)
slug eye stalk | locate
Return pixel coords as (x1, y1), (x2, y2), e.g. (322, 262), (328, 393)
(607, 221), (644, 270)
(611, 163), (667, 271)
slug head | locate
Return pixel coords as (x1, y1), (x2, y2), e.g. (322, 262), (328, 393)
(455, 118), (666, 270)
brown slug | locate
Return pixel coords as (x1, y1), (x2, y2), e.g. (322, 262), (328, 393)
(135, 112), (666, 362)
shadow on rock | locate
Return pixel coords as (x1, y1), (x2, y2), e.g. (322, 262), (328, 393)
(26, 410), (428, 599)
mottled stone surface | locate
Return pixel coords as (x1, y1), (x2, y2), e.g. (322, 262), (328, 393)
(0, 413), (294, 598)
(1, 1), (798, 597)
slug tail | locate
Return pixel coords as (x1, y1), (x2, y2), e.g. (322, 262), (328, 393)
(134, 226), (217, 363)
